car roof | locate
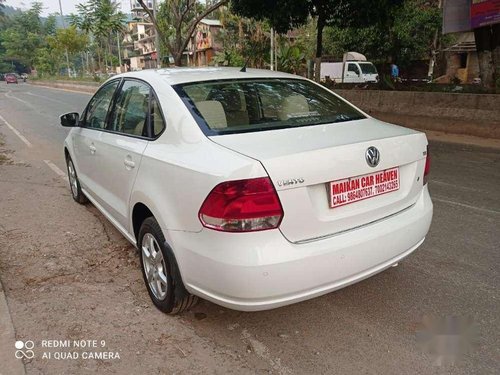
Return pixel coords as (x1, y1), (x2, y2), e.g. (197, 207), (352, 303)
(110, 67), (306, 86)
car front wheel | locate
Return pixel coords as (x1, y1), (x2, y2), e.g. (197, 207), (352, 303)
(138, 217), (197, 314)
(66, 156), (88, 204)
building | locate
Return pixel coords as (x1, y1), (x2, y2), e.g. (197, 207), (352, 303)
(442, 32), (480, 84)
(185, 19), (223, 66)
(120, 1), (158, 71)
(121, 1), (223, 70)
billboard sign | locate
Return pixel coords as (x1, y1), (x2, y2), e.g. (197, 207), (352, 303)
(471, 0), (500, 28)
(443, 0), (472, 34)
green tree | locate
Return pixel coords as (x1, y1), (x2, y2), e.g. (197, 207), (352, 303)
(323, 0), (441, 68)
(0, 2), (45, 68)
(70, 0), (125, 72)
(50, 26), (89, 55)
(137, 0), (229, 66)
(43, 26), (89, 75)
(213, 10), (271, 69)
(231, 0), (404, 80)
(0, 0), (5, 18)
(276, 43), (305, 74)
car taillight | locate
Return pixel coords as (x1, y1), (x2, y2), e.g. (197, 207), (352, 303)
(199, 177), (283, 232)
(423, 146), (430, 185)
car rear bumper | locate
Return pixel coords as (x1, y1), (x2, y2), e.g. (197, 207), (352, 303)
(169, 186), (433, 311)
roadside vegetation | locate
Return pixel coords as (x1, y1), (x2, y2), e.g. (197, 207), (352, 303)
(0, 0), (497, 92)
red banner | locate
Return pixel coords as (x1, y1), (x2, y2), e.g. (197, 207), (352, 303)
(471, 0), (500, 28)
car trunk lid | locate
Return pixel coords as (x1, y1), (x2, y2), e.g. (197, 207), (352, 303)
(209, 118), (428, 243)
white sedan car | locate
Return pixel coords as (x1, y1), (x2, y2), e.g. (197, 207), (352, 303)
(61, 68), (432, 314)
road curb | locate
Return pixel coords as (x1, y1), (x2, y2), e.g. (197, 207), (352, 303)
(29, 81), (97, 94)
(0, 279), (25, 375)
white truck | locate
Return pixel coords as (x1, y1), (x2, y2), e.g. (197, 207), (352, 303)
(320, 52), (379, 83)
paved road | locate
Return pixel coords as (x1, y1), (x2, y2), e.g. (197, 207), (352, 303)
(0, 82), (499, 374)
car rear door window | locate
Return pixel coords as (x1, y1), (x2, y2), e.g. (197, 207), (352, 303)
(84, 80), (119, 129)
(108, 80), (150, 137)
(150, 95), (165, 137)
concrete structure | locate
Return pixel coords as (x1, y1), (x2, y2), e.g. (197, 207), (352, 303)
(122, 1), (223, 70)
(185, 19), (223, 66)
(121, 1), (158, 71)
(442, 32), (481, 84)
(336, 89), (500, 138)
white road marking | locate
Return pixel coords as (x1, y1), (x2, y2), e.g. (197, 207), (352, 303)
(0, 113), (33, 148)
(5, 90), (33, 106)
(43, 160), (67, 179)
(433, 196), (500, 215)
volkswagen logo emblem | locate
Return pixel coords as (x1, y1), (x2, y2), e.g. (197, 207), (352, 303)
(365, 146), (380, 167)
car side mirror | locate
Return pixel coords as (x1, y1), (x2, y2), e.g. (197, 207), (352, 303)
(60, 112), (80, 127)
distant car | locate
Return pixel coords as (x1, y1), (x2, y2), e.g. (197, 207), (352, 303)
(60, 68), (433, 314)
(5, 74), (18, 84)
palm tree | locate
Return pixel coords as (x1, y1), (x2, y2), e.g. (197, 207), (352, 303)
(70, 0), (124, 72)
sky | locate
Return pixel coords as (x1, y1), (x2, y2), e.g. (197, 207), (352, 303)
(5, 0), (132, 16)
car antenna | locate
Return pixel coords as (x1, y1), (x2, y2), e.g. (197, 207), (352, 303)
(240, 42), (259, 72)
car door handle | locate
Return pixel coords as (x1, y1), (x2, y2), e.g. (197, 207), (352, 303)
(89, 144), (96, 154)
(124, 159), (135, 169)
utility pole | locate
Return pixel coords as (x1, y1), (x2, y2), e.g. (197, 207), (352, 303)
(270, 27), (274, 71)
(117, 30), (122, 71)
(427, 0), (442, 81)
(152, 0), (161, 68)
(58, 0), (71, 77)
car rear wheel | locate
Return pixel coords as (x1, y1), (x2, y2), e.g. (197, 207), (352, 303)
(138, 217), (198, 314)
(66, 157), (88, 204)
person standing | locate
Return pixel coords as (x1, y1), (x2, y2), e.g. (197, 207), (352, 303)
(391, 63), (399, 82)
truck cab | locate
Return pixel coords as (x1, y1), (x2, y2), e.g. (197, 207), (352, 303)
(344, 61), (379, 83)
(320, 52), (379, 84)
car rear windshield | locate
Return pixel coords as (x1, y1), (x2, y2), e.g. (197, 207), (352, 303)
(359, 63), (377, 74)
(173, 79), (365, 135)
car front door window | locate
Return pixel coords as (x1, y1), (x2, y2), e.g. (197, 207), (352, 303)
(84, 81), (120, 129)
(108, 80), (151, 137)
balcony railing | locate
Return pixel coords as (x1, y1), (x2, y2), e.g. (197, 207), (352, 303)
(131, 1), (153, 10)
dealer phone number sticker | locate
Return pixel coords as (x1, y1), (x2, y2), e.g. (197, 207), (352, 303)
(329, 167), (400, 208)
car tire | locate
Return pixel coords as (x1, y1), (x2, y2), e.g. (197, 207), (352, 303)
(66, 156), (88, 204)
(138, 217), (198, 314)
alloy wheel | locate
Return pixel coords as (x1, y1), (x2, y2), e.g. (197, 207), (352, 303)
(141, 233), (168, 300)
(67, 160), (78, 199)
